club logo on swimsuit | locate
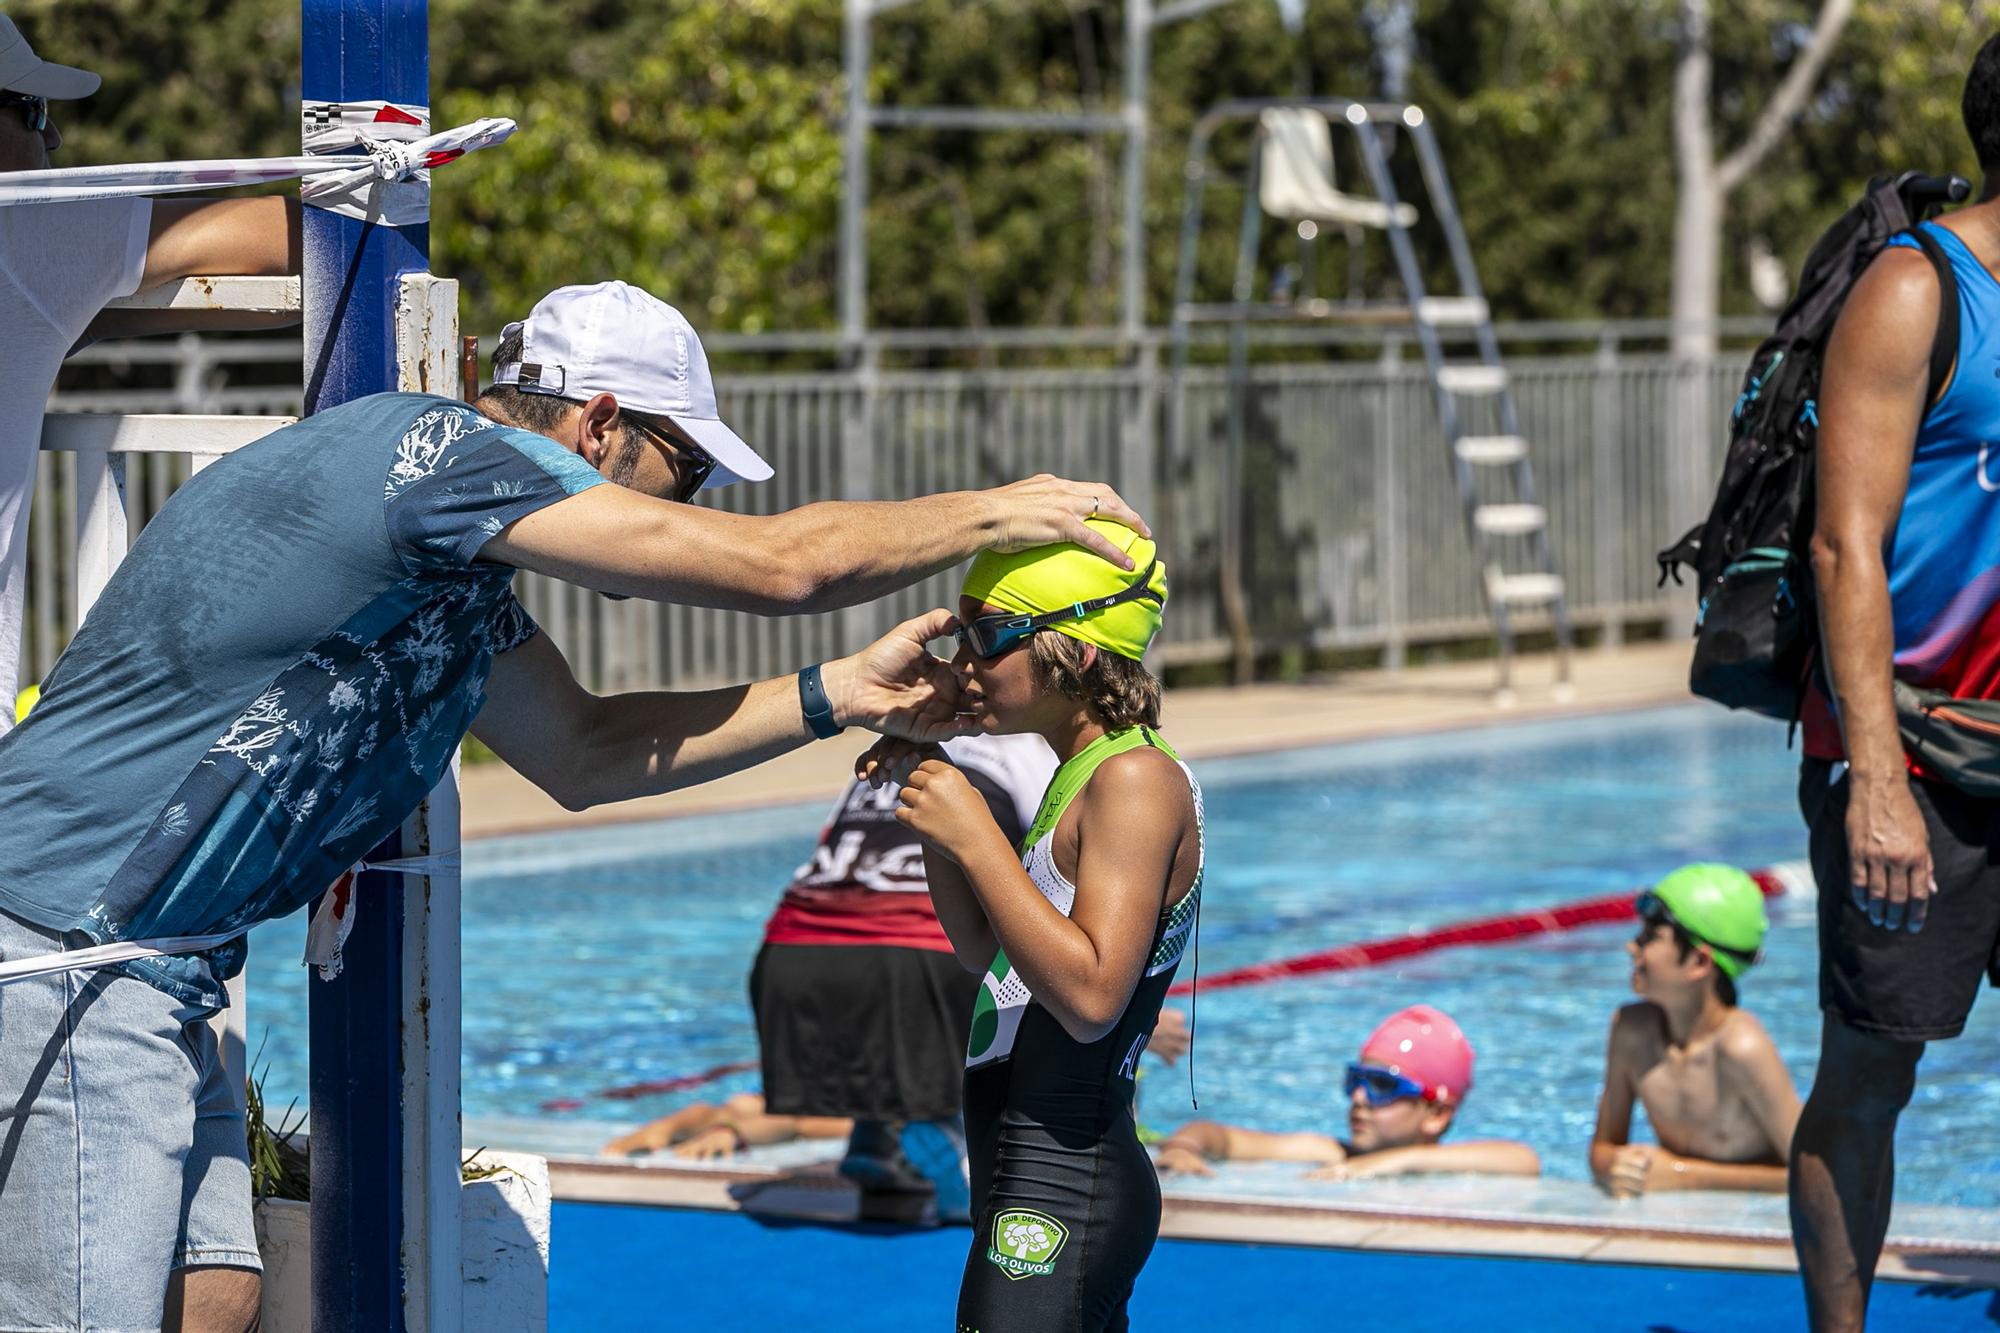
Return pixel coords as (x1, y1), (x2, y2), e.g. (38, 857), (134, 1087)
(985, 1208), (1068, 1280)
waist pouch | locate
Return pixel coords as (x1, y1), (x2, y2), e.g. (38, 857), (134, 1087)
(1689, 549), (1813, 720)
(1893, 681), (2000, 797)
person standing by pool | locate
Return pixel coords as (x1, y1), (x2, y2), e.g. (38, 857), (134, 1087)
(605, 731), (1057, 1223)
(1152, 1005), (1540, 1182)
(0, 13), (299, 750)
(0, 280), (1147, 1333)
(1795, 35), (2000, 1330)
(1589, 864), (1800, 1199)
(860, 517), (1193, 1333)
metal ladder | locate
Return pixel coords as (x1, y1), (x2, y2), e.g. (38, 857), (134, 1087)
(1169, 99), (1574, 700)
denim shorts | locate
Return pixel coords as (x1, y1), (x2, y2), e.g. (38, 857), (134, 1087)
(0, 909), (259, 1333)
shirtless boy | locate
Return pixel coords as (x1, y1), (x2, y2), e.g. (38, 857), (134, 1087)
(1155, 1005), (1539, 1181)
(1591, 863), (1803, 1198)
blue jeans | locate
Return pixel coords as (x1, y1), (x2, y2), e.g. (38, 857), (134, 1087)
(0, 909), (258, 1332)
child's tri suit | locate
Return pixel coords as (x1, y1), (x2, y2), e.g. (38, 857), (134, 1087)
(956, 725), (1203, 1333)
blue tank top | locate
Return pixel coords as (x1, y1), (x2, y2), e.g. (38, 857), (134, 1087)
(1805, 221), (2000, 758)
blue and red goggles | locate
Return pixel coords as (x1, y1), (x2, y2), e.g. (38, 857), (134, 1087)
(955, 557), (1162, 660)
(1343, 1062), (1430, 1107)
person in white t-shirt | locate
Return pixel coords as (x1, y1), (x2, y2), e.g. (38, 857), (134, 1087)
(0, 14), (298, 745)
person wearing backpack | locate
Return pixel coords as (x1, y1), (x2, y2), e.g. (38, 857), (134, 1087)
(1792, 34), (2000, 1333)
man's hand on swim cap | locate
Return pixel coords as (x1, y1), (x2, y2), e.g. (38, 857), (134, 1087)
(984, 475), (1149, 568)
(827, 609), (977, 744)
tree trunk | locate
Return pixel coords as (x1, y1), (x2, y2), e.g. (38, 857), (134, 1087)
(1670, 0), (1857, 360)
(1671, 0), (1720, 361)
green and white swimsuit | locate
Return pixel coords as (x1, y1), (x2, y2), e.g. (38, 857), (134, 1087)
(956, 725), (1203, 1333)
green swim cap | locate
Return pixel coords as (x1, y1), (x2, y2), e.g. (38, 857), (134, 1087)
(1650, 863), (1768, 979)
(14, 683), (37, 724)
(961, 517), (1168, 661)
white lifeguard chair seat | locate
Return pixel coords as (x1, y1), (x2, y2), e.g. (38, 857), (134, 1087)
(1258, 108), (1418, 230)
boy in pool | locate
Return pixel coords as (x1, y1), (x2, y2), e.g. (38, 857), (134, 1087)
(1589, 863), (1802, 1198)
(860, 516), (1194, 1333)
(1152, 1005), (1541, 1181)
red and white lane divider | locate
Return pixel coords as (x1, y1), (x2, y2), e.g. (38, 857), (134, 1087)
(541, 862), (1815, 1110)
(1166, 860), (1814, 997)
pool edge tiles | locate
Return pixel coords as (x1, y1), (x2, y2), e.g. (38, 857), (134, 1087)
(535, 1152), (2000, 1288)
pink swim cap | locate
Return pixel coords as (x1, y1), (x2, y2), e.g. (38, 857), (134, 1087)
(1358, 1005), (1476, 1104)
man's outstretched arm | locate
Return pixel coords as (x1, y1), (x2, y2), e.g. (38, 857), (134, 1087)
(470, 609), (964, 812)
(480, 474), (1148, 616)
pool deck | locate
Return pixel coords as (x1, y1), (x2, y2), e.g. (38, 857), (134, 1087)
(536, 1143), (2000, 1288)
(459, 642), (1692, 840)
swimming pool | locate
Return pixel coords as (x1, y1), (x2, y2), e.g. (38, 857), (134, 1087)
(244, 703), (2000, 1210)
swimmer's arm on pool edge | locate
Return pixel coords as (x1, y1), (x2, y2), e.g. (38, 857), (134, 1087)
(1589, 1008), (1644, 1192)
(897, 747), (1189, 1044)
(481, 474), (1147, 615)
(1156, 1123), (1348, 1176)
(471, 609), (968, 812)
(1306, 1140), (1541, 1182)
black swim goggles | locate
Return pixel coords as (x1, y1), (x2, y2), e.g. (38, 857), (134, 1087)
(1344, 1062), (1428, 1107)
(1633, 889), (1761, 970)
(1, 93), (48, 134)
(955, 558), (1163, 661)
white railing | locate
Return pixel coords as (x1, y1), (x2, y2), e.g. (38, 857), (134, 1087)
(42, 330), (1728, 689)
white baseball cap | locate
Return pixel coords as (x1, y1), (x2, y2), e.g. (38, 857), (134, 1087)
(493, 281), (772, 489)
(0, 16), (101, 99)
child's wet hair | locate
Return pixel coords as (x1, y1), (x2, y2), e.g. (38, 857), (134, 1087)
(1028, 632), (1161, 730)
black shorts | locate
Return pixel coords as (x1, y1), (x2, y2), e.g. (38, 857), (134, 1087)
(750, 942), (977, 1121)
(1800, 757), (2000, 1041)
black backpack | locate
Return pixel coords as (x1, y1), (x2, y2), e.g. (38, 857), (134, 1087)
(1656, 171), (1968, 721)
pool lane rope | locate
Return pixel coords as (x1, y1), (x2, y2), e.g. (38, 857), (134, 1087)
(545, 861), (1814, 1111)
(0, 101), (514, 224)
(1164, 861), (1813, 997)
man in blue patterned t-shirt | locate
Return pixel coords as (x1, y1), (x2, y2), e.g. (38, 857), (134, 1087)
(0, 280), (1148, 1333)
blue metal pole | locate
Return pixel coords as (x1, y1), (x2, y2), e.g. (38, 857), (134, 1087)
(301, 3), (429, 1329)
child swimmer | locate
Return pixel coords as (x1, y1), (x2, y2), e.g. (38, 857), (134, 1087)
(860, 518), (1195, 1333)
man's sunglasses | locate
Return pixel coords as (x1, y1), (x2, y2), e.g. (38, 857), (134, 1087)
(1344, 1062), (1428, 1107)
(955, 558), (1162, 660)
(1633, 889), (1761, 970)
(1, 93), (48, 134)
(628, 413), (718, 503)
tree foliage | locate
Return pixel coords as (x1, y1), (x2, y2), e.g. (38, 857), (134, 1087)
(11, 0), (1995, 341)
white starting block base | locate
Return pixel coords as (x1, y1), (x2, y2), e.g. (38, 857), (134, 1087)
(254, 1148), (550, 1333)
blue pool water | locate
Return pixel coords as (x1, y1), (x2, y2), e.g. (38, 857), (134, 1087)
(244, 704), (2000, 1208)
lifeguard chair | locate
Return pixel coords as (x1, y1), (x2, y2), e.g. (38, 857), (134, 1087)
(1169, 100), (1573, 702)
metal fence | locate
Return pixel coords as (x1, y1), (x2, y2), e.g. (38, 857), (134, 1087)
(33, 334), (1733, 690)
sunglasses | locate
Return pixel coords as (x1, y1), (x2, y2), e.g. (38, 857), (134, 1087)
(955, 558), (1163, 660)
(1633, 890), (1761, 969)
(1344, 1062), (1428, 1107)
(1, 93), (48, 134)
(628, 413), (718, 503)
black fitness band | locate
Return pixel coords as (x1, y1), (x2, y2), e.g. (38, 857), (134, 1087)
(798, 663), (843, 739)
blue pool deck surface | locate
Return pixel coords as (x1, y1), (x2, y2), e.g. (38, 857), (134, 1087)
(550, 1201), (2000, 1332)
(236, 698), (2000, 1320)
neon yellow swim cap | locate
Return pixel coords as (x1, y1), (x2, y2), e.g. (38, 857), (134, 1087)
(1650, 862), (1768, 979)
(960, 518), (1168, 661)
(14, 684), (37, 724)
